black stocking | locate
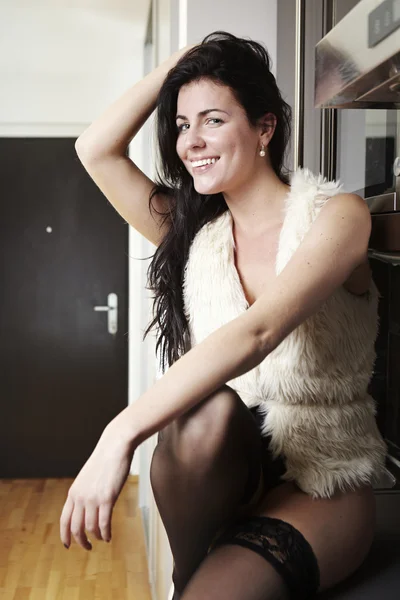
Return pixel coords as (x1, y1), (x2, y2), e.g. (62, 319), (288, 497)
(149, 388), (265, 597)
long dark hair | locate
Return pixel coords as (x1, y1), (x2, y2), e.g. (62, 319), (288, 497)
(143, 31), (292, 372)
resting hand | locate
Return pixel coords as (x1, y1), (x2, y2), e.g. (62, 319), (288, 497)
(60, 424), (134, 550)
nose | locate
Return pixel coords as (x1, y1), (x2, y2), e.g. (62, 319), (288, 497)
(184, 125), (206, 152)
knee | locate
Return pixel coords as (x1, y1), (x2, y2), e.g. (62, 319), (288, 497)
(175, 385), (245, 457)
(153, 385), (246, 468)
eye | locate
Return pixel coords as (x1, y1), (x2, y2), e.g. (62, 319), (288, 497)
(177, 123), (189, 133)
(206, 118), (223, 125)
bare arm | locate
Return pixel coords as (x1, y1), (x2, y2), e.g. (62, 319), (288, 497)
(111, 193), (371, 448)
(60, 192), (370, 551)
(76, 45), (195, 158)
(75, 44), (197, 246)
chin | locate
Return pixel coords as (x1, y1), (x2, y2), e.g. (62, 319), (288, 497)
(193, 181), (224, 195)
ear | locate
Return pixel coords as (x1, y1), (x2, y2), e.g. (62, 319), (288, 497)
(259, 112), (277, 146)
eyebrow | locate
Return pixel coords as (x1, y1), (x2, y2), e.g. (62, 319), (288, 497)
(175, 108), (229, 120)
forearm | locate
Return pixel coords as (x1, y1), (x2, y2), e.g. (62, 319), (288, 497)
(76, 45), (196, 158)
(114, 314), (269, 449)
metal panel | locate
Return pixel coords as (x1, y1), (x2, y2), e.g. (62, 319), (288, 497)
(320, 0), (338, 179)
(315, 0), (400, 108)
(370, 212), (400, 251)
(294, 0), (306, 168)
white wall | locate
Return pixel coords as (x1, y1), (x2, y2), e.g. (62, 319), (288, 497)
(184, 0), (277, 72)
(143, 5), (174, 598)
(0, 0), (151, 479)
(0, 1), (148, 127)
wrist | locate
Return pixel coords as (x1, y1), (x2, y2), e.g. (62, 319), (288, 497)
(104, 409), (140, 454)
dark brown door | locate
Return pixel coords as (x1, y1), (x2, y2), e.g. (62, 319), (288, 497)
(0, 138), (129, 477)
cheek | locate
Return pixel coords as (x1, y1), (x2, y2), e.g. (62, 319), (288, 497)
(176, 145), (191, 173)
(176, 138), (183, 160)
(176, 132), (188, 156)
(228, 141), (251, 168)
(225, 130), (250, 156)
(236, 138), (257, 167)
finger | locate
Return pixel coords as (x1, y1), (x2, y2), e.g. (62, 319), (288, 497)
(85, 503), (102, 541)
(98, 502), (113, 542)
(60, 495), (74, 548)
(70, 502), (92, 551)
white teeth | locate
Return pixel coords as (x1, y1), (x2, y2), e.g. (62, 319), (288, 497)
(192, 157), (218, 167)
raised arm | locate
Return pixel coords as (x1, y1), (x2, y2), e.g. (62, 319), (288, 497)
(75, 44), (196, 246)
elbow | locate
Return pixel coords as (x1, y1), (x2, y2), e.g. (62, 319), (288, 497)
(74, 130), (106, 161)
(75, 137), (96, 162)
(236, 309), (279, 364)
(253, 323), (277, 361)
(75, 137), (89, 161)
(75, 137), (126, 164)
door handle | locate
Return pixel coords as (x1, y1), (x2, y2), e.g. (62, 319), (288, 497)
(93, 293), (118, 335)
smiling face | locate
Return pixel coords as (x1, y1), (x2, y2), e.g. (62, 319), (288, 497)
(175, 78), (268, 196)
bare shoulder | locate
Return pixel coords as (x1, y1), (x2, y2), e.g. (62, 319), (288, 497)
(326, 191), (371, 221)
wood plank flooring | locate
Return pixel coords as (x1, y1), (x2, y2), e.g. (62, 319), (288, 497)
(0, 477), (152, 599)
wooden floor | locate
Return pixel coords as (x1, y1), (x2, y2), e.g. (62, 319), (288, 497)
(0, 477), (152, 600)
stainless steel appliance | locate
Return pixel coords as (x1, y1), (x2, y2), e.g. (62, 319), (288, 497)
(313, 0), (400, 492)
(276, 3), (400, 597)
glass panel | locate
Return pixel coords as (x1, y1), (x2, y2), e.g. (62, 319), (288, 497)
(334, 0), (360, 24)
(336, 108), (399, 198)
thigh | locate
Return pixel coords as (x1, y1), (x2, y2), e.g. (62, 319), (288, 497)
(200, 482), (376, 599)
(253, 481), (376, 593)
(182, 542), (290, 600)
(233, 406), (287, 518)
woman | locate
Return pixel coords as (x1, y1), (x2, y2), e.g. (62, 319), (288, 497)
(60, 32), (392, 599)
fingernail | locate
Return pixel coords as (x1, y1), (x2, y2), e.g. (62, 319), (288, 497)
(64, 543), (69, 549)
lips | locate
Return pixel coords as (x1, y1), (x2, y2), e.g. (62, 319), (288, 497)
(192, 157), (220, 172)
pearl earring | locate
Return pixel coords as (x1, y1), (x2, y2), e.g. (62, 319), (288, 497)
(259, 144), (266, 157)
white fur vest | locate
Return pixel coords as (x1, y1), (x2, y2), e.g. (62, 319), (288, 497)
(182, 168), (394, 499)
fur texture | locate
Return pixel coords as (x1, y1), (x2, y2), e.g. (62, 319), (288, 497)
(182, 168), (394, 498)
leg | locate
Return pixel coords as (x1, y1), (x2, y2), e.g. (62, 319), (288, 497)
(253, 480), (376, 592)
(180, 481), (376, 599)
(149, 385), (266, 595)
(182, 541), (290, 600)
